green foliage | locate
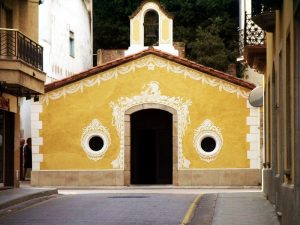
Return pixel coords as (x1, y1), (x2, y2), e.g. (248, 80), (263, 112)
(93, 0), (239, 72)
(188, 26), (228, 71)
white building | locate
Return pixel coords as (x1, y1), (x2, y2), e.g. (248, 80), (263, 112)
(20, 0), (93, 140)
(39, 0), (93, 83)
(238, 0), (264, 87)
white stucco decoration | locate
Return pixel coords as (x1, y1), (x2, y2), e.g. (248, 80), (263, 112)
(81, 119), (111, 161)
(193, 120), (223, 162)
(110, 81), (191, 169)
(40, 55), (250, 105)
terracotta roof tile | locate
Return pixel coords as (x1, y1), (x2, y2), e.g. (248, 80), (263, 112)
(45, 48), (255, 92)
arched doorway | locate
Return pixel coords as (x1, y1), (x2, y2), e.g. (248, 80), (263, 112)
(130, 109), (172, 184)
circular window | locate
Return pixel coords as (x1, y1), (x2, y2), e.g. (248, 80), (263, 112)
(81, 119), (111, 161)
(89, 136), (104, 151)
(193, 120), (223, 162)
(200, 137), (216, 152)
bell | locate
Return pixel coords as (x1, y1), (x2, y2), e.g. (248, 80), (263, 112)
(144, 10), (159, 46)
(145, 25), (157, 38)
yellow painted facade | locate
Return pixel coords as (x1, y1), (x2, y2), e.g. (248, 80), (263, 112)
(261, 1), (300, 224)
(0, 0), (43, 188)
(31, 1), (262, 187)
(161, 18), (170, 42)
(243, 1), (300, 223)
(132, 19), (140, 43)
(39, 55), (251, 170)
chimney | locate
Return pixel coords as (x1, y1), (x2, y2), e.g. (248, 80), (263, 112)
(97, 49), (126, 65)
(227, 63), (237, 76)
(173, 42), (186, 58)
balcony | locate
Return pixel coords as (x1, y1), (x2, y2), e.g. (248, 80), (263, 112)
(0, 28), (45, 96)
(239, 14), (266, 73)
(251, 0), (282, 32)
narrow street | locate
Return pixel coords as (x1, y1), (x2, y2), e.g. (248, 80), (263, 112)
(0, 188), (281, 225)
(0, 192), (196, 225)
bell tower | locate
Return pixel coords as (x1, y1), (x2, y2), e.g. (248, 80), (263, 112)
(125, 0), (178, 56)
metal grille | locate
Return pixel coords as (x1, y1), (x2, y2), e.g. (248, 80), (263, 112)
(0, 29), (43, 70)
(238, 14), (265, 56)
(245, 14), (265, 46)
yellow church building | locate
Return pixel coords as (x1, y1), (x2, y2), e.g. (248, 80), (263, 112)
(31, 0), (261, 186)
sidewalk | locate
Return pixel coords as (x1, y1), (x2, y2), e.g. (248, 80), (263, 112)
(190, 192), (281, 225)
(0, 183), (57, 210)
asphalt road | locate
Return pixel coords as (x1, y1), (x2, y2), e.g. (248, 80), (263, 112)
(0, 193), (196, 225)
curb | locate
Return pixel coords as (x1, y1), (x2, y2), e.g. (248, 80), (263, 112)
(46, 186), (261, 190)
(189, 193), (217, 225)
(181, 194), (202, 225)
(0, 189), (58, 210)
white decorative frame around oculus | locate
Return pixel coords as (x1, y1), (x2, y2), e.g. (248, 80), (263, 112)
(81, 119), (111, 161)
(193, 119), (223, 162)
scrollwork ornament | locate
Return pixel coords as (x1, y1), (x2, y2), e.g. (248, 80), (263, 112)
(110, 81), (191, 169)
(193, 120), (223, 162)
(40, 55), (250, 105)
(81, 119), (111, 161)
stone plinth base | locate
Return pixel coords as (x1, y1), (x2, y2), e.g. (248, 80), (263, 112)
(31, 170), (124, 186)
(178, 169), (261, 186)
(31, 169), (261, 186)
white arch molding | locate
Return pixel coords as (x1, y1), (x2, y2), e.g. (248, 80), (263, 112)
(110, 81), (192, 177)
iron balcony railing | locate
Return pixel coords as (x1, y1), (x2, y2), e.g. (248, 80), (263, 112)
(238, 13), (265, 56)
(0, 28), (43, 70)
(252, 0), (282, 15)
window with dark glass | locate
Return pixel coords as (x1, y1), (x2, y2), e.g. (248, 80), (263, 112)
(69, 31), (75, 57)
